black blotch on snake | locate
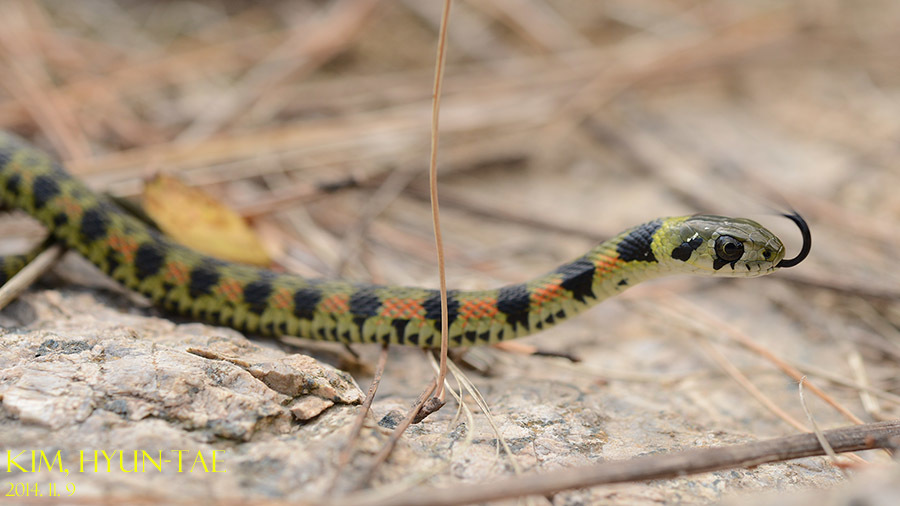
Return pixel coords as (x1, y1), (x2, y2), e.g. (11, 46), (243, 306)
(497, 284), (531, 331)
(79, 207), (110, 242)
(134, 243), (166, 280)
(188, 263), (220, 298)
(292, 287), (323, 320)
(244, 280), (274, 313)
(617, 219), (662, 263)
(423, 289), (460, 329)
(557, 258), (596, 303)
(32, 175), (60, 210)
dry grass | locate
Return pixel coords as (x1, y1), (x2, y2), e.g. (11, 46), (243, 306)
(2, 0), (900, 503)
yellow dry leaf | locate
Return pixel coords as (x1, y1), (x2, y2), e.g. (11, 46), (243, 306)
(142, 174), (272, 267)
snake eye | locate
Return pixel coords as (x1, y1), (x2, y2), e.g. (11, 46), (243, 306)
(714, 235), (744, 262)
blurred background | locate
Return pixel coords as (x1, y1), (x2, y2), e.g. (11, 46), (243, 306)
(1, 0), (899, 503)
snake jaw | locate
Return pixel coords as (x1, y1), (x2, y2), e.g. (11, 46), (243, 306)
(679, 260), (779, 278)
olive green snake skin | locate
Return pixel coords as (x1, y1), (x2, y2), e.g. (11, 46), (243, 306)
(0, 132), (810, 347)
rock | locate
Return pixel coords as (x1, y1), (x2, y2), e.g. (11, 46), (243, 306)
(0, 289), (363, 443)
(289, 396), (335, 421)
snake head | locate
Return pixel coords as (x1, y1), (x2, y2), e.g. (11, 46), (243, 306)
(659, 215), (787, 277)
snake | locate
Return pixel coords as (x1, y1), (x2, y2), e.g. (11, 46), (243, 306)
(0, 131), (811, 348)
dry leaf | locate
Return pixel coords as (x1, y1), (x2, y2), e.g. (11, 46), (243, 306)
(142, 174), (271, 266)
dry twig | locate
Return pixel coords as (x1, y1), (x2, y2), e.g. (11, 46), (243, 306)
(361, 378), (437, 487)
(661, 295), (866, 425)
(798, 376), (848, 474)
(339, 420), (900, 506)
(426, 0), (452, 413)
(326, 344), (390, 496)
(0, 244), (63, 311)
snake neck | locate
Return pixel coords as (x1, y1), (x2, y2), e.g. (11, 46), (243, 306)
(379, 219), (675, 347)
(474, 222), (670, 337)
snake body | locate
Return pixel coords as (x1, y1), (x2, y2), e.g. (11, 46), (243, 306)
(0, 132), (799, 347)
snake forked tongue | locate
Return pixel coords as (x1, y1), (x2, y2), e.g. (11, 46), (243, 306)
(775, 212), (811, 268)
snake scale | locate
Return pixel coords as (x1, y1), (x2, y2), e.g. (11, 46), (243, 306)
(0, 131), (810, 348)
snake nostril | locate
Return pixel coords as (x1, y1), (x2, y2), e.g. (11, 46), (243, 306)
(762, 249), (771, 260)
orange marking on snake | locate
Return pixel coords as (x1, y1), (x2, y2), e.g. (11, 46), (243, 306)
(272, 287), (293, 310)
(379, 297), (424, 319)
(595, 255), (623, 274)
(530, 282), (565, 306)
(58, 196), (83, 220)
(216, 278), (243, 303)
(107, 232), (138, 263)
(164, 260), (190, 285)
(459, 297), (498, 320)
(320, 293), (349, 314)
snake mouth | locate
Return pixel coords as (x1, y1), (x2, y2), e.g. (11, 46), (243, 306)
(730, 263), (778, 277)
(688, 260), (776, 278)
(775, 212), (811, 268)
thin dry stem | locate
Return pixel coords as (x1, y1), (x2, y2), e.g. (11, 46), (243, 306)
(361, 378), (437, 487)
(846, 347), (885, 421)
(428, 0), (452, 405)
(445, 359), (524, 476)
(696, 337), (808, 432)
(789, 359), (900, 407)
(326, 344), (390, 496)
(663, 295), (866, 425)
(0, 244), (63, 311)
(798, 376), (848, 474)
